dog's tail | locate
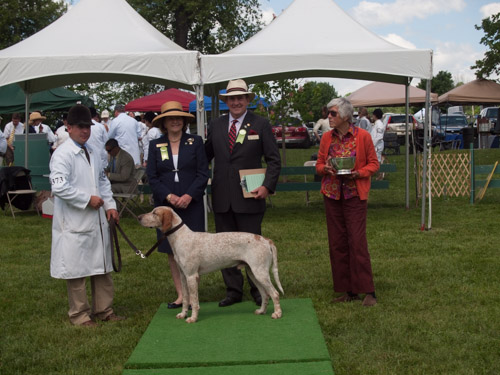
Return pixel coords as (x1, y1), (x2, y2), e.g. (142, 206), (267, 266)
(269, 240), (284, 295)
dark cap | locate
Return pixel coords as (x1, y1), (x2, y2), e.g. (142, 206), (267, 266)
(67, 104), (93, 126)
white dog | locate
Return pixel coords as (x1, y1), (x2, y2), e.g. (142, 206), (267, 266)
(138, 206), (284, 323)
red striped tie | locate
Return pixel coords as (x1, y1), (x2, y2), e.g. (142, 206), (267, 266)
(228, 119), (238, 153)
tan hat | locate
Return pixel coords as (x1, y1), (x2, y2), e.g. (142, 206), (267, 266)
(152, 101), (195, 127)
(101, 110), (110, 118)
(219, 79), (255, 102)
(28, 112), (46, 125)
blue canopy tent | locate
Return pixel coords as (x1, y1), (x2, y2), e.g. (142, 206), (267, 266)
(189, 91), (269, 112)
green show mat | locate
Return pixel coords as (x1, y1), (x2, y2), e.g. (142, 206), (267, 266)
(123, 361), (334, 375)
(124, 298), (331, 370)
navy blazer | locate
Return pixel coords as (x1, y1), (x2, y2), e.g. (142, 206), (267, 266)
(205, 111), (281, 214)
(147, 133), (209, 207)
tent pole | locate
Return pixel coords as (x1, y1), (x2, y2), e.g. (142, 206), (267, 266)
(405, 79), (410, 210)
(420, 80), (431, 230)
(194, 84), (208, 232)
(24, 90), (31, 169)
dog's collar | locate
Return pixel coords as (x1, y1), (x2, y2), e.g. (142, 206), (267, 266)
(164, 221), (184, 236)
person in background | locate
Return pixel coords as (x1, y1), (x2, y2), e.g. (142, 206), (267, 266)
(316, 97), (379, 307)
(52, 113), (70, 151)
(3, 113), (24, 166)
(146, 101), (209, 309)
(205, 79), (281, 308)
(101, 110), (110, 132)
(141, 111), (161, 168)
(87, 107), (109, 170)
(30, 112), (56, 145)
(49, 104), (124, 327)
(370, 108), (385, 163)
(108, 104), (141, 166)
(313, 106), (331, 144)
(356, 107), (371, 131)
(105, 138), (136, 194)
(0, 121), (6, 166)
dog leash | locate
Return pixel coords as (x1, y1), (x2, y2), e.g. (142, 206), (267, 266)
(108, 218), (185, 272)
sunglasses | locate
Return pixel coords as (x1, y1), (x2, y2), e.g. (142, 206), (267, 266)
(105, 147), (115, 154)
(328, 110), (338, 117)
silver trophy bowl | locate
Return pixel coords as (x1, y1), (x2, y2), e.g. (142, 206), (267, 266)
(330, 156), (355, 175)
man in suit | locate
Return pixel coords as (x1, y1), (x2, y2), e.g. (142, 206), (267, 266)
(205, 79), (281, 307)
(105, 138), (136, 194)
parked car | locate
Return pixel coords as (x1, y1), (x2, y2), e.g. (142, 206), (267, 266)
(479, 107), (499, 132)
(436, 114), (469, 134)
(383, 114), (420, 144)
(272, 118), (312, 148)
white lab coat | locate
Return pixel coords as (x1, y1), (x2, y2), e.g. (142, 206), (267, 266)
(87, 120), (109, 170)
(108, 113), (141, 165)
(49, 139), (116, 279)
(34, 123), (57, 143)
(370, 119), (385, 162)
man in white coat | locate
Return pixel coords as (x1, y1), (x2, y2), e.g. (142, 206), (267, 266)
(49, 104), (124, 327)
(108, 104), (141, 166)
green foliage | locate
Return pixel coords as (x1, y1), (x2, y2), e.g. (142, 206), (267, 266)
(472, 12), (500, 80)
(417, 70), (455, 96)
(252, 80), (300, 125)
(293, 82), (338, 123)
(2, 148), (500, 374)
(126, 0), (263, 53)
(0, 0), (67, 49)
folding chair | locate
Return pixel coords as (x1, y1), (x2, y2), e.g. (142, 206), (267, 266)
(4, 168), (39, 218)
(113, 167), (146, 219)
(303, 160), (317, 205)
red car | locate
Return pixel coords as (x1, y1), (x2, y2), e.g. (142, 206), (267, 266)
(272, 119), (312, 148)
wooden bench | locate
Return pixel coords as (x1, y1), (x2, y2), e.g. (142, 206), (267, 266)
(275, 163), (396, 205)
(141, 164), (397, 205)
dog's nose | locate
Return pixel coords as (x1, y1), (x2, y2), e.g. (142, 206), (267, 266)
(137, 214), (144, 221)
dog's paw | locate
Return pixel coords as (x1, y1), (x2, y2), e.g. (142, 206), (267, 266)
(186, 317), (197, 323)
(254, 308), (266, 315)
(271, 310), (282, 319)
(176, 312), (187, 319)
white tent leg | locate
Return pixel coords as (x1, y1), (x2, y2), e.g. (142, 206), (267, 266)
(405, 80), (410, 209)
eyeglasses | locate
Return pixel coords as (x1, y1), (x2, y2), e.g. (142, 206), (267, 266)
(328, 110), (338, 117)
(105, 147), (114, 154)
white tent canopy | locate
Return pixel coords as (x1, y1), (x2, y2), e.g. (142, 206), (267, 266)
(0, 0), (200, 93)
(201, 0), (432, 86)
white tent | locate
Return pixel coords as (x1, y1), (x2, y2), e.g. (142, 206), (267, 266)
(201, 0), (432, 86)
(201, 0), (433, 227)
(0, 0), (200, 92)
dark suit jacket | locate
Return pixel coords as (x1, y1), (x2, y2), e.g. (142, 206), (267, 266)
(107, 149), (135, 193)
(205, 111), (281, 214)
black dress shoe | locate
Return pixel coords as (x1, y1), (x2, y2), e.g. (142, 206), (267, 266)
(167, 302), (192, 310)
(218, 297), (242, 307)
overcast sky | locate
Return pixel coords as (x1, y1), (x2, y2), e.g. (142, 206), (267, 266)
(259, 0), (500, 95)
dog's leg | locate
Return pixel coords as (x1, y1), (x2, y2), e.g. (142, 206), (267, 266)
(246, 267), (269, 315)
(176, 270), (189, 320)
(249, 267), (282, 319)
(185, 274), (200, 323)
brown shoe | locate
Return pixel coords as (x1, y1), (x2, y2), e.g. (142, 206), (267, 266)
(101, 313), (126, 322)
(80, 320), (98, 327)
(332, 294), (361, 303)
(362, 294), (377, 307)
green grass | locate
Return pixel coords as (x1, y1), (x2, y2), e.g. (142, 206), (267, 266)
(1, 146), (500, 375)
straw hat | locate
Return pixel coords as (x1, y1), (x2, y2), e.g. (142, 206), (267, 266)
(219, 79), (255, 102)
(101, 110), (110, 119)
(67, 105), (93, 126)
(152, 101), (195, 127)
(28, 112), (47, 125)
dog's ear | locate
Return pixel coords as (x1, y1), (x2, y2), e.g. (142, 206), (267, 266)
(160, 208), (173, 233)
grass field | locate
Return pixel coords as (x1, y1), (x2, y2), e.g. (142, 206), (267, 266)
(1, 146), (500, 375)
